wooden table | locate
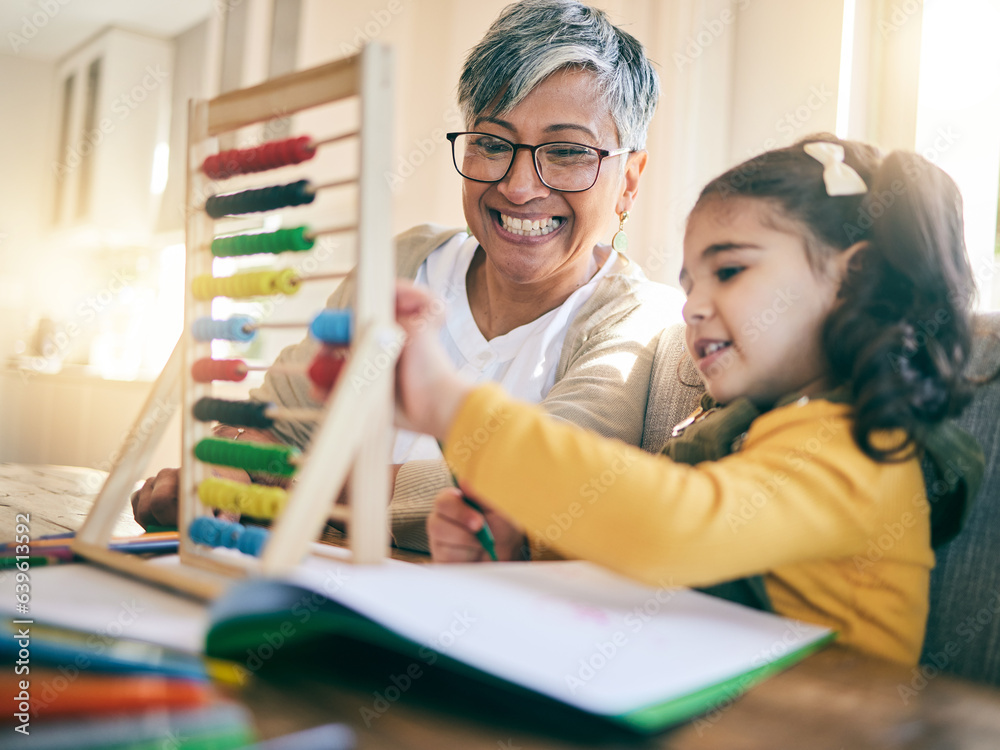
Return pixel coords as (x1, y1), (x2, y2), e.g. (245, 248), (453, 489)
(0, 463), (143, 538)
(5, 463), (1000, 748)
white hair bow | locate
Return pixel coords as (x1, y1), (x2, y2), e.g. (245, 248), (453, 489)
(803, 142), (868, 196)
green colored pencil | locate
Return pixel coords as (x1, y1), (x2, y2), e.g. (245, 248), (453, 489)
(436, 440), (498, 561)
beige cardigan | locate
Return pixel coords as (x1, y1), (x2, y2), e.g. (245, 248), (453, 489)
(251, 224), (682, 551)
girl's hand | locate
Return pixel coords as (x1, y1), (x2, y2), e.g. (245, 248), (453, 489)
(428, 487), (528, 562)
(394, 282), (471, 439)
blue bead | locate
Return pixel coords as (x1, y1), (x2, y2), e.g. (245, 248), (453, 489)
(238, 526), (269, 556)
(189, 516), (222, 545)
(189, 516), (267, 556)
(226, 315), (257, 342)
(310, 310), (352, 344)
(192, 316), (257, 342)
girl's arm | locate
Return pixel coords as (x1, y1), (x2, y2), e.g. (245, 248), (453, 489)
(395, 282), (902, 588)
(442, 384), (894, 588)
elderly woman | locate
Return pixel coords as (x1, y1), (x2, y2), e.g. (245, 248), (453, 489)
(133, 0), (683, 552)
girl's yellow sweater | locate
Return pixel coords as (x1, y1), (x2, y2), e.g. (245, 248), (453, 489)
(444, 385), (933, 665)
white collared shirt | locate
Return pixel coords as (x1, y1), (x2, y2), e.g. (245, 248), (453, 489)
(392, 232), (618, 463)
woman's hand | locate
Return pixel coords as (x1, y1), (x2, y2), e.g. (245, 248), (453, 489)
(130, 425), (276, 528)
(131, 467), (182, 529)
(427, 487), (528, 562)
(394, 281), (472, 439)
(131, 464), (248, 529)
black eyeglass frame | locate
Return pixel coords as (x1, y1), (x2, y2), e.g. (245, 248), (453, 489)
(445, 131), (632, 193)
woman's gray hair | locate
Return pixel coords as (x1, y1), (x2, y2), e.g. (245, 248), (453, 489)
(458, 0), (659, 151)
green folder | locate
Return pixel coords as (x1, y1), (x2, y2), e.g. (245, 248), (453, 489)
(205, 560), (835, 734)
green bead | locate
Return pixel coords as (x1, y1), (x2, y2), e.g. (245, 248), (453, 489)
(211, 226), (314, 257)
(290, 226), (315, 251)
(612, 230), (628, 253)
(194, 437), (299, 476)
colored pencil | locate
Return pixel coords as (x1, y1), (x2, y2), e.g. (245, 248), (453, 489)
(435, 440), (498, 561)
(1, 671), (213, 719)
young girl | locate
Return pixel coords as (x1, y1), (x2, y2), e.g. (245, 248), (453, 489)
(393, 136), (983, 666)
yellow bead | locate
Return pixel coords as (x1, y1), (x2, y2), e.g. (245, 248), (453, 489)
(197, 477), (287, 519)
(273, 268), (300, 295)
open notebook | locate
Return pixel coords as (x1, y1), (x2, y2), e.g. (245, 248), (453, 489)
(206, 557), (834, 733)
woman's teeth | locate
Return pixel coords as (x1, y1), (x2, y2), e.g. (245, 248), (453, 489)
(704, 341), (731, 356)
(499, 213), (562, 236)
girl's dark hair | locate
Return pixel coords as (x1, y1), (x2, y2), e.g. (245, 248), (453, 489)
(694, 134), (976, 461)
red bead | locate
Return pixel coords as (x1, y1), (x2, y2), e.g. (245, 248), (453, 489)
(201, 136), (318, 179)
(290, 136), (314, 164)
(192, 358), (248, 383)
(307, 346), (348, 391)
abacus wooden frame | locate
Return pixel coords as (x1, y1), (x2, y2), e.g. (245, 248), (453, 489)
(74, 44), (397, 599)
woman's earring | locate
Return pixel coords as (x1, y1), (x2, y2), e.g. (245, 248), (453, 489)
(612, 211), (629, 253)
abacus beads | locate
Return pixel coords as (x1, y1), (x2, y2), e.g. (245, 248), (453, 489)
(205, 179), (315, 218)
(308, 347), (348, 391)
(194, 397), (274, 429)
(192, 358), (247, 383)
(192, 355), (346, 394)
(202, 136), (314, 180)
(193, 312), (351, 343)
(192, 315), (256, 342)
(189, 516), (268, 556)
(198, 476), (289, 519)
(212, 226), (315, 257)
(192, 269), (299, 300)
(188, 119), (368, 565)
(310, 310), (352, 345)
(194, 437), (299, 477)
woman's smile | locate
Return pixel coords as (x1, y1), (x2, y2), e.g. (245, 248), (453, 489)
(494, 210), (565, 239)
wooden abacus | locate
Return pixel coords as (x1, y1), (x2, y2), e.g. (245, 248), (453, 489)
(74, 44), (398, 599)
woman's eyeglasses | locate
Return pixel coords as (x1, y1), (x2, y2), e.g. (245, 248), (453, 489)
(446, 132), (631, 192)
